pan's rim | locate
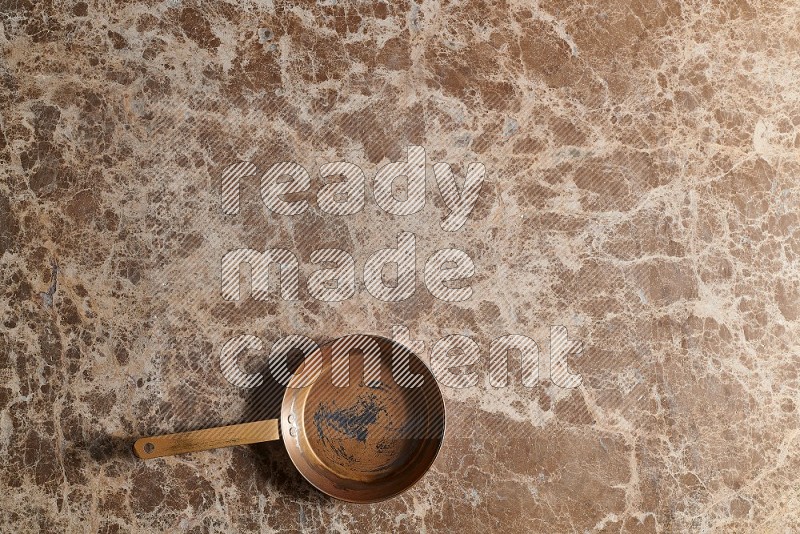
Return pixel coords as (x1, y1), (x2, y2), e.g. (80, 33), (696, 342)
(279, 333), (447, 504)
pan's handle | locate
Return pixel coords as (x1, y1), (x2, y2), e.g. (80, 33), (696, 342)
(133, 420), (280, 459)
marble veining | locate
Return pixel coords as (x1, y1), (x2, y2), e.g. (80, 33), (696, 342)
(1, 1), (799, 532)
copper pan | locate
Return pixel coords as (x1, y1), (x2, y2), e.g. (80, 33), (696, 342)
(133, 334), (446, 503)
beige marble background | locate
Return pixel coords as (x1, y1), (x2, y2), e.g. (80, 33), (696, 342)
(1, 0), (799, 532)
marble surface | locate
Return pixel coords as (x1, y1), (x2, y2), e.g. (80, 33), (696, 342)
(2, 0), (800, 532)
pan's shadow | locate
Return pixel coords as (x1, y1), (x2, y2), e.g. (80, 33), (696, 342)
(88, 434), (140, 462)
(234, 346), (332, 505)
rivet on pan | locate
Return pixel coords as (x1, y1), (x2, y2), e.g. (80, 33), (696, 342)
(289, 427), (297, 437)
(288, 414), (295, 424)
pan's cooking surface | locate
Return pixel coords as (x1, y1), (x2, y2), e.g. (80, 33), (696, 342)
(282, 335), (445, 502)
(306, 384), (425, 476)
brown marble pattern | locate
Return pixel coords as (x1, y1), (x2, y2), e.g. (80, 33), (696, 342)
(2, 1), (800, 532)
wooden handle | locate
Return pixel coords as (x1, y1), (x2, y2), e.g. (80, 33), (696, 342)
(133, 420), (280, 459)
